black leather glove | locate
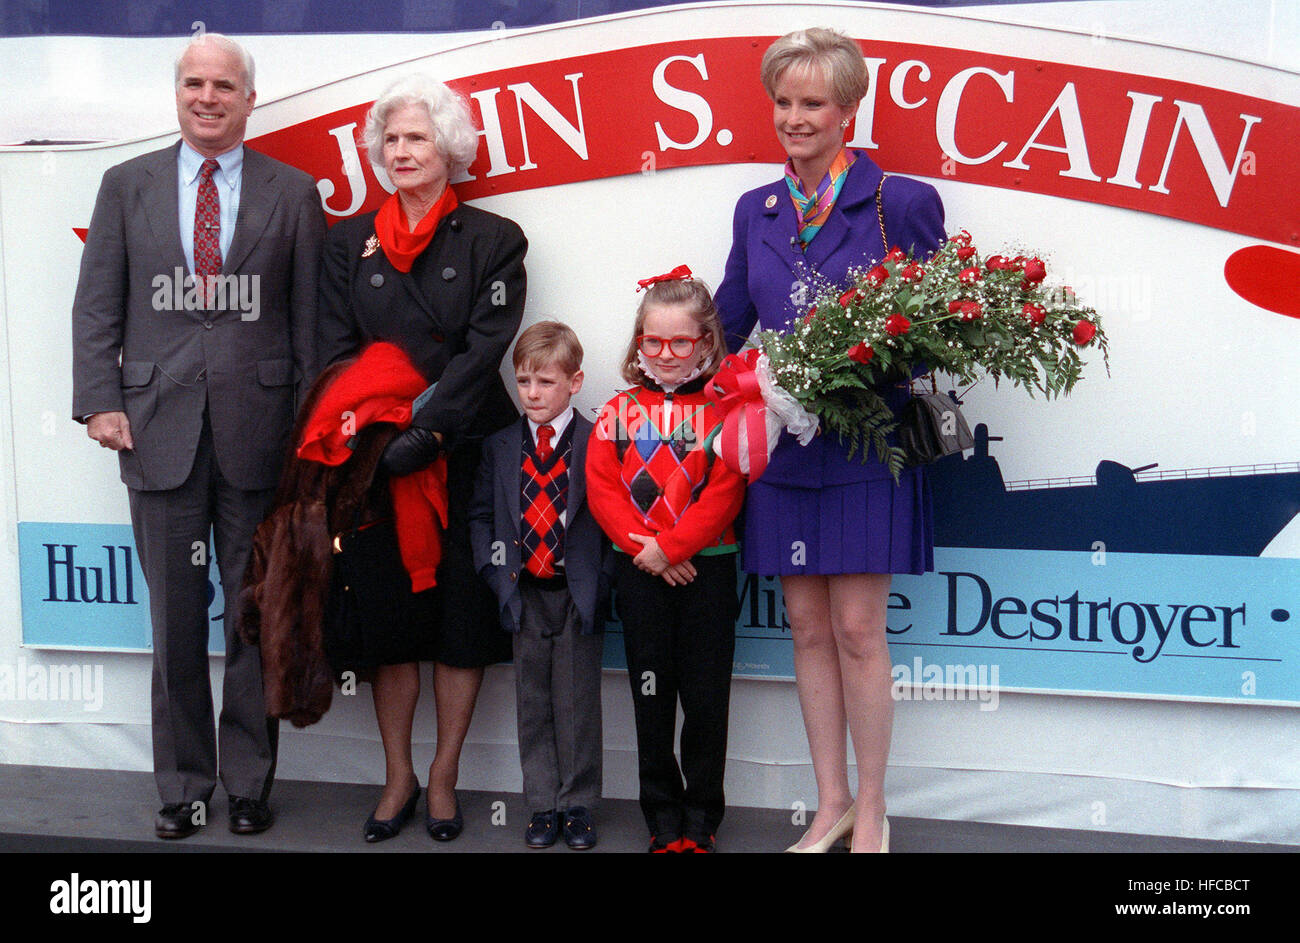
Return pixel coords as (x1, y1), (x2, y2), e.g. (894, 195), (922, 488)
(381, 426), (442, 477)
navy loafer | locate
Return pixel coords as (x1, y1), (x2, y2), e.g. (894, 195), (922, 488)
(525, 809), (559, 848)
(562, 806), (597, 850)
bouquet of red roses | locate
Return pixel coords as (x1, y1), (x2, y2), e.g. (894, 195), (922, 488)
(710, 231), (1108, 481)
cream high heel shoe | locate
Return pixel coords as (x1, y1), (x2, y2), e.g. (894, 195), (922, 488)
(879, 815), (890, 853)
(785, 803), (856, 853)
(849, 815), (889, 853)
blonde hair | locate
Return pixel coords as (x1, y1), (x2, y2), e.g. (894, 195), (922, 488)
(620, 278), (725, 386)
(513, 321), (583, 376)
(760, 28), (870, 107)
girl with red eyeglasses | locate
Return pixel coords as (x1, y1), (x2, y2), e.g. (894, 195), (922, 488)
(585, 270), (747, 853)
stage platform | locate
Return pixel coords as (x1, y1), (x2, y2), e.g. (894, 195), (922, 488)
(2, 764), (1293, 853)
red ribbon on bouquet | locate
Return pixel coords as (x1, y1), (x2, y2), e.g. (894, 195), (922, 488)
(704, 348), (770, 480)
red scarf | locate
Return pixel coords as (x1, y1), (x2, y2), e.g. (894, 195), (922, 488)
(373, 186), (459, 273)
(296, 343), (449, 592)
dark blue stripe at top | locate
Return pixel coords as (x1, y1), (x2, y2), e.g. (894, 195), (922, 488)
(0, 0), (1013, 37)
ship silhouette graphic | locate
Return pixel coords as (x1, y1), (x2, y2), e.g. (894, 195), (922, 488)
(929, 424), (1300, 557)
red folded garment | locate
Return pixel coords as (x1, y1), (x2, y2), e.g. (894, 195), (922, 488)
(297, 342), (448, 591)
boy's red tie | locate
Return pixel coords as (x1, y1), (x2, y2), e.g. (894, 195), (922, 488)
(535, 423), (554, 463)
(522, 423), (565, 579)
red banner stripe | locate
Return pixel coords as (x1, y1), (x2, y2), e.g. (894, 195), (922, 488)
(247, 37), (1297, 244)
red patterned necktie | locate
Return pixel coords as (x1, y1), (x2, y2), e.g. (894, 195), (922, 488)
(194, 158), (222, 307)
(522, 426), (566, 579)
(535, 423), (554, 464)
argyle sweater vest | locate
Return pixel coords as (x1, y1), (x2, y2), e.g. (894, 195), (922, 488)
(586, 383), (741, 563)
(521, 422), (572, 576)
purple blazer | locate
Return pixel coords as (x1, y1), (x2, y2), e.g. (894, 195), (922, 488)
(714, 152), (945, 486)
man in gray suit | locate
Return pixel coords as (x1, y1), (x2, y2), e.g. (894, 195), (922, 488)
(71, 33), (324, 839)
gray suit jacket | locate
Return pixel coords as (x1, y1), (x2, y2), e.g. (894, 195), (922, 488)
(469, 414), (610, 634)
(71, 142), (325, 491)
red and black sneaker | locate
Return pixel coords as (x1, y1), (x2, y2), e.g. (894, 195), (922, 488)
(648, 835), (684, 853)
(679, 835), (716, 853)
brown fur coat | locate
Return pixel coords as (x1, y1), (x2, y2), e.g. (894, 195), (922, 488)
(239, 359), (397, 728)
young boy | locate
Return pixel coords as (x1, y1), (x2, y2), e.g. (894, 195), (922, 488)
(469, 321), (609, 850)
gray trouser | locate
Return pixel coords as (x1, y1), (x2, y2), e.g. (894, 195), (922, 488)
(514, 578), (603, 811)
(129, 413), (277, 806)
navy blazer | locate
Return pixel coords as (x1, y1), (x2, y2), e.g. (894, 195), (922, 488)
(713, 152), (945, 485)
(468, 414), (611, 635)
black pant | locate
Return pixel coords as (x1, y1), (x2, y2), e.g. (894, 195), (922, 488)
(615, 552), (738, 841)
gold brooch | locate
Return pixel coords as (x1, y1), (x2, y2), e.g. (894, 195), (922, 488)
(361, 234), (380, 258)
(765, 194), (778, 209)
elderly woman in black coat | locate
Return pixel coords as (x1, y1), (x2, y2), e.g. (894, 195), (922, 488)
(318, 73), (526, 842)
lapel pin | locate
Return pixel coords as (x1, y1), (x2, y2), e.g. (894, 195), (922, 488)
(765, 194), (778, 209)
(361, 234), (379, 258)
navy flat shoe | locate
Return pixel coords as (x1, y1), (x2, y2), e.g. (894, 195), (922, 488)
(425, 792), (463, 842)
(363, 784), (421, 843)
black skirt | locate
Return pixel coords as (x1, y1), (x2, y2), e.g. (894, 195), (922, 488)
(323, 435), (512, 672)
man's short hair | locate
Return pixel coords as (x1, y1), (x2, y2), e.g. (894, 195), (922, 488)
(174, 32), (256, 97)
(513, 321), (583, 376)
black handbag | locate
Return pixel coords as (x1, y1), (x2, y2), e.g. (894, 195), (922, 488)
(896, 387), (974, 465)
(876, 177), (974, 466)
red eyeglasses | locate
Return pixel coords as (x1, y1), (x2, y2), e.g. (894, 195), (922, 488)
(637, 334), (708, 357)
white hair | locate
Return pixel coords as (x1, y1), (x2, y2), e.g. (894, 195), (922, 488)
(361, 74), (479, 176)
(174, 32), (256, 97)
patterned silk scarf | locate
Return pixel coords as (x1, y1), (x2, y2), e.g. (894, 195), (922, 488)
(785, 147), (857, 247)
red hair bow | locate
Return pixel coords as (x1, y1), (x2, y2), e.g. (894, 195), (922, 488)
(636, 264), (694, 292)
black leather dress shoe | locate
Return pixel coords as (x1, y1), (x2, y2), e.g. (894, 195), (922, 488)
(562, 807), (597, 850)
(364, 785), (421, 843)
(228, 797), (274, 835)
(525, 809), (559, 848)
(155, 803), (201, 840)
(425, 793), (463, 842)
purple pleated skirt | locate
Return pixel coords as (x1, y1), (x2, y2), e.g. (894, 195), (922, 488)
(741, 466), (934, 576)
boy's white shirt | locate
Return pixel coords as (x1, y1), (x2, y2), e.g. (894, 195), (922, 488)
(527, 405), (574, 446)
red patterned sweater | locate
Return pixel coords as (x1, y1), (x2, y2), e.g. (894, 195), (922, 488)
(585, 381), (745, 566)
